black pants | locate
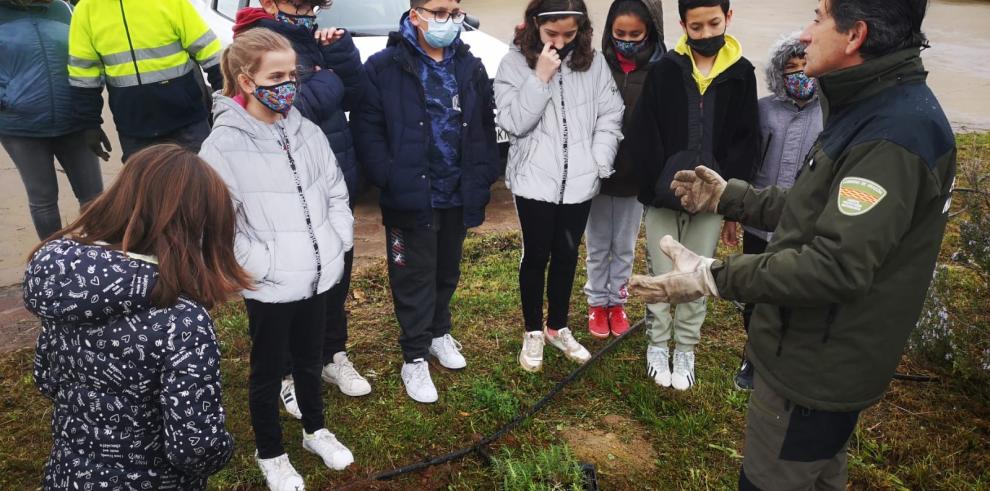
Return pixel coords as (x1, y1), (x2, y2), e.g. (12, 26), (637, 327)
(742, 231), (769, 332)
(118, 119), (211, 163)
(387, 207), (467, 362)
(246, 293), (327, 459)
(515, 196), (593, 332)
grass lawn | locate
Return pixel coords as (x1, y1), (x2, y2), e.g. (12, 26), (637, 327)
(1, 134), (988, 490)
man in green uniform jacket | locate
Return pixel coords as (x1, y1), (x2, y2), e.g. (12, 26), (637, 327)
(629, 0), (955, 489)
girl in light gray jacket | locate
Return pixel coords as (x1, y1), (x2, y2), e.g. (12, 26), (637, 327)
(495, 0), (624, 374)
(198, 29), (355, 488)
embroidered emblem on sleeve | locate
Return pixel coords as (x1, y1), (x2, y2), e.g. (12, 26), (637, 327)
(837, 177), (887, 216)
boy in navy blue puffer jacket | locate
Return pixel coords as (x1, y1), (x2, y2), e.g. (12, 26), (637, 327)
(233, 0), (374, 409)
(351, 0), (501, 404)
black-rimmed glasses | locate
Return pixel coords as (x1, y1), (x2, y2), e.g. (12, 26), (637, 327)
(416, 7), (467, 24)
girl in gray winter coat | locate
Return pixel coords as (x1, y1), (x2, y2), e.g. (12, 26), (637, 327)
(198, 29), (355, 489)
(584, 0), (665, 341)
(495, 0), (625, 374)
(735, 32), (823, 391)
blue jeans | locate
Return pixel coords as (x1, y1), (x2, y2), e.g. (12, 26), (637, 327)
(1, 131), (104, 239)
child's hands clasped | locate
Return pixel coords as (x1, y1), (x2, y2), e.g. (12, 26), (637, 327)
(535, 42), (562, 83)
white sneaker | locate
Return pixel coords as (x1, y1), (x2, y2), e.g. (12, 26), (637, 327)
(544, 327), (591, 364)
(519, 331), (545, 372)
(256, 452), (305, 491)
(302, 428), (354, 471)
(646, 345), (672, 387)
(322, 352), (372, 397)
(671, 350), (696, 391)
(429, 334), (467, 370)
(401, 359), (438, 403)
(280, 377), (302, 420)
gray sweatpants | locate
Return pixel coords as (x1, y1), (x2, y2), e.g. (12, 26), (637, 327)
(644, 206), (722, 352)
(1, 131), (104, 239)
(584, 194), (644, 307)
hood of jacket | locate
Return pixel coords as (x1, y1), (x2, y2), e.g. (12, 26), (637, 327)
(232, 7), (274, 37)
(601, 0), (666, 71)
(23, 239), (159, 325)
(765, 31), (817, 103)
(210, 93), (304, 141)
(674, 33), (743, 94)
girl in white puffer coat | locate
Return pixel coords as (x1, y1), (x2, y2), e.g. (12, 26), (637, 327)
(494, 0), (625, 374)
(198, 29), (355, 489)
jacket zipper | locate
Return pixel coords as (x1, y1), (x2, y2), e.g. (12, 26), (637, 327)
(557, 70), (569, 204)
(776, 307), (791, 356)
(823, 304), (838, 343)
(117, 0), (143, 85)
(275, 125), (323, 295)
(399, 52), (435, 220)
(30, 17), (57, 127)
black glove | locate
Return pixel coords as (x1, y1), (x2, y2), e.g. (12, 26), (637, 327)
(83, 127), (112, 162)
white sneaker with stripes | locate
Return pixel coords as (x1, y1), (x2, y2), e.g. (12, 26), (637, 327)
(671, 350), (696, 391)
(646, 345), (672, 387)
(280, 377), (302, 420)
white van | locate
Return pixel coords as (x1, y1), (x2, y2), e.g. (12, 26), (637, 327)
(190, 0), (511, 145)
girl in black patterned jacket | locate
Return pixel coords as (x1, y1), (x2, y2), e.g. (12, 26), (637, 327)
(24, 145), (252, 491)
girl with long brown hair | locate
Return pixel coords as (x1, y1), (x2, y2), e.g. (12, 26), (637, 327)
(201, 28), (355, 489)
(494, 0), (625, 374)
(25, 144), (251, 490)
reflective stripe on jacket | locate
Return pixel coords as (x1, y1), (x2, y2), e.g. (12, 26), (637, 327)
(67, 0), (220, 89)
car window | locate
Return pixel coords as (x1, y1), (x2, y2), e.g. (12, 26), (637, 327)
(316, 0), (409, 36)
(214, 0), (245, 20)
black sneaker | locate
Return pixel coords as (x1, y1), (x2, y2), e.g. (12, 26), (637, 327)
(734, 359), (754, 391)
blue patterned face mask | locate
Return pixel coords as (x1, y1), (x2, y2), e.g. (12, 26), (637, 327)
(252, 80), (298, 115)
(275, 11), (317, 31)
(784, 71), (817, 101)
(613, 38), (647, 57)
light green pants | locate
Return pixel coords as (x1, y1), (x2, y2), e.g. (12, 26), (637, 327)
(644, 206), (723, 352)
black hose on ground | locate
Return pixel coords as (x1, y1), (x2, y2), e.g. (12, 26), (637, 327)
(336, 319), (647, 488)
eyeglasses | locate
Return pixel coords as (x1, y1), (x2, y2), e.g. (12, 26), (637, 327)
(416, 7), (467, 24)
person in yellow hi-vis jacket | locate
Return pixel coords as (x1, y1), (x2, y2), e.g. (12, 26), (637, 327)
(68, 0), (223, 161)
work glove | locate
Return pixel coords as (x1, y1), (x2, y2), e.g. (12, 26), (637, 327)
(671, 165), (726, 214)
(83, 127), (112, 162)
(628, 236), (718, 304)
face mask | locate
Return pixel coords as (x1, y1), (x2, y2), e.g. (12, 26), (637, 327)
(784, 71), (816, 101)
(252, 80), (297, 115)
(555, 40), (578, 60)
(420, 16), (461, 49)
(613, 38), (647, 57)
(686, 32), (726, 57)
(275, 11), (317, 31)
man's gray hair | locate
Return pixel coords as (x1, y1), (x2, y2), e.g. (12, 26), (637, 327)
(829, 0), (929, 58)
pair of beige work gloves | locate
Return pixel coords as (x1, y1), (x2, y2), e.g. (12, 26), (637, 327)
(628, 166), (727, 305)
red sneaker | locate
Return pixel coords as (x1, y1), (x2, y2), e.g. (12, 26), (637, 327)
(607, 305), (630, 337)
(588, 306), (610, 338)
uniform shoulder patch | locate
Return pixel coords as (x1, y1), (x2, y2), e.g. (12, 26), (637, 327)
(837, 177), (887, 216)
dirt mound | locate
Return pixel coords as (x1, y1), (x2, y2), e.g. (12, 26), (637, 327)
(559, 414), (658, 477)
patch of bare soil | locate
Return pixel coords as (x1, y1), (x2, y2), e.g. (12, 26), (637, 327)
(559, 414), (658, 477)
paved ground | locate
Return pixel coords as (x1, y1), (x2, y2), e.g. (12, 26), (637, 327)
(2, 0), (989, 353)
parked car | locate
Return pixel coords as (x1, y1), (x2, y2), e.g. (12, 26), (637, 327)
(191, 0), (511, 147)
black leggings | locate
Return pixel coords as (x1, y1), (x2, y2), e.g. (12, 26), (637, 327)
(246, 293), (327, 459)
(516, 196), (592, 332)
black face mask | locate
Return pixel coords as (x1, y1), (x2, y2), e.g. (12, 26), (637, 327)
(687, 33), (726, 57)
(555, 40), (578, 60)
